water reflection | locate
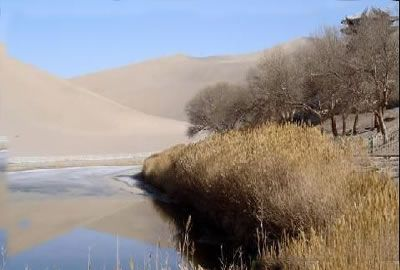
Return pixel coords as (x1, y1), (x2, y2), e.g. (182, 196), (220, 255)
(1, 165), (187, 269)
(149, 197), (243, 269)
(1, 228), (180, 270)
(0, 150), (7, 223)
(0, 163), (234, 269)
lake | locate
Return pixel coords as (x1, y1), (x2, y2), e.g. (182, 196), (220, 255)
(0, 165), (221, 270)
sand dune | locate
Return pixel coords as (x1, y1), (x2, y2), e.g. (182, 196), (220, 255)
(0, 38), (309, 155)
(0, 44), (187, 156)
(72, 38), (310, 120)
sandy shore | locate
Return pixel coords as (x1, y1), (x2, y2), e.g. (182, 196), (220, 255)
(7, 153), (153, 172)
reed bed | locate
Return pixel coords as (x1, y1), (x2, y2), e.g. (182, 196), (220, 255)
(143, 125), (355, 243)
(262, 172), (399, 270)
(142, 124), (399, 269)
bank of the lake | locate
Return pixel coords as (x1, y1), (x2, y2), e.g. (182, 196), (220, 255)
(142, 124), (399, 269)
(6, 153), (153, 172)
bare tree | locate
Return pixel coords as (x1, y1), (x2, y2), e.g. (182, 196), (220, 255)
(302, 27), (351, 137)
(345, 8), (399, 141)
(185, 82), (249, 136)
(247, 48), (303, 125)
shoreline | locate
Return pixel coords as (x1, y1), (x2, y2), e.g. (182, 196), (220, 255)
(6, 152), (153, 172)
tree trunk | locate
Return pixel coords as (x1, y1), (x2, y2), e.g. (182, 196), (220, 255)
(374, 114), (381, 133)
(341, 113), (347, 136)
(352, 112), (359, 135)
(382, 86), (388, 114)
(381, 105), (386, 119)
(331, 115), (338, 137)
(317, 117), (324, 135)
(375, 109), (388, 143)
(290, 110), (295, 123)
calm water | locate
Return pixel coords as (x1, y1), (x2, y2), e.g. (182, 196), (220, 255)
(0, 164), (209, 270)
(0, 228), (180, 270)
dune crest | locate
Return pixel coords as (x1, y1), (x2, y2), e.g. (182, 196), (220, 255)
(72, 38), (310, 120)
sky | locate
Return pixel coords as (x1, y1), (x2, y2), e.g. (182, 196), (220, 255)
(0, 0), (398, 78)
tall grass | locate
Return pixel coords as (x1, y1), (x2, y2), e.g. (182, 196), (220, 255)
(142, 124), (399, 269)
(262, 172), (399, 269)
(143, 125), (357, 245)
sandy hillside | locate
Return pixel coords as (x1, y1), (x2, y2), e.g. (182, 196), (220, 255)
(0, 44), (187, 156)
(72, 38), (310, 120)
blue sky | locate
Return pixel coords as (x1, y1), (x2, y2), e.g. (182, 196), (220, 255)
(0, 0), (397, 78)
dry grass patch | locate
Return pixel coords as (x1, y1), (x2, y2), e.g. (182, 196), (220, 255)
(262, 172), (399, 270)
(143, 124), (358, 246)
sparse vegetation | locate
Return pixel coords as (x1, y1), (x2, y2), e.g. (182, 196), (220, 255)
(186, 8), (399, 139)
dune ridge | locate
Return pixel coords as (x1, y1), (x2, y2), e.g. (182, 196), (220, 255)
(72, 38), (310, 120)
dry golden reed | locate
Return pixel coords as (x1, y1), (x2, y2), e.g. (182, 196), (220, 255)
(263, 172), (399, 270)
(143, 125), (355, 243)
(142, 124), (398, 269)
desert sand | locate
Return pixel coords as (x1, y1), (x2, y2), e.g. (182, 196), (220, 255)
(0, 44), (187, 156)
(72, 38), (310, 120)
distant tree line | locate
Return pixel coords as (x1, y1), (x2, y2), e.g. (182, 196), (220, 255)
(186, 8), (399, 142)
